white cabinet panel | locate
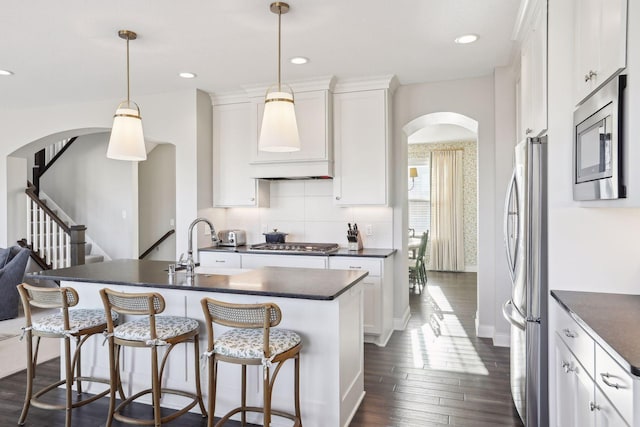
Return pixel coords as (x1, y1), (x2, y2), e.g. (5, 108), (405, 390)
(212, 102), (269, 207)
(573, 0), (627, 105)
(199, 251), (242, 268)
(333, 89), (389, 206)
(555, 336), (578, 427)
(241, 254), (327, 269)
(519, 0), (547, 139)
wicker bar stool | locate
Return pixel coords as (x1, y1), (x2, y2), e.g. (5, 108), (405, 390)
(200, 298), (302, 427)
(100, 288), (206, 427)
(17, 283), (117, 427)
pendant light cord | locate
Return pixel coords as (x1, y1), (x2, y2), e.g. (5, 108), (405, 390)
(126, 36), (131, 104)
(277, 6), (282, 92)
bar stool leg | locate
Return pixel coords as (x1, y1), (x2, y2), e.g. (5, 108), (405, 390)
(193, 336), (207, 416)
(105, 338), (117, 427)
(18, 332), (35, 426)
(74, 336), (83, 395)
(208, 358), (218, 427)
(294, 354), (302, 422)
(241, 365), (247, 426)
(263, 366), (271, 427)
(151, 346), (161, 427)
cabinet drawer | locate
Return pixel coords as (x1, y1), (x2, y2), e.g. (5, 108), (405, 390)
(199, 251), (242, 268)
(595, 343), (633, 425)
(553, 302), (595, 378)
(241, 254), (327, 269)
(329, 257), (381, 276)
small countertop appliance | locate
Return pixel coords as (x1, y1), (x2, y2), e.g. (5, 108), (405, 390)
(217, 230), (246, 247)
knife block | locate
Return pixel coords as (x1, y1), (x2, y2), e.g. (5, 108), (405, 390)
(347, 232), (363, 251)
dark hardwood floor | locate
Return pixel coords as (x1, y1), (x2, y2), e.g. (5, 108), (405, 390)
(350, 271), (524, 427)
(0, 271), (523, 426)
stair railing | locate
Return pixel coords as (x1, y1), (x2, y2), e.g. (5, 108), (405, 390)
(139, 229), (176, 259)
(24, 184), (86, 268)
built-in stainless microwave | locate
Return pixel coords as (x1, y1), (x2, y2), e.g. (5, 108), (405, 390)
(573, 75), (626, 201)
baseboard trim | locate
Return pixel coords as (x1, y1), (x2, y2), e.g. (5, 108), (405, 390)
(493, 331), (510, 347)
(476, 322), (494, 339)
(393, 306), (411, 331)
(464, 265), (478, 272)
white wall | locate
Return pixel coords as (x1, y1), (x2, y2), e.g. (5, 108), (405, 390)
(393, 75), (512, 344)
(41, 133), (137, 258)
(139, 144), (177, 261)
(202, 180), (393, 250)
(1, 89), (210, 259)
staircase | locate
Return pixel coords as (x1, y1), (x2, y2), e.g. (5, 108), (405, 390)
(84, 242), (104, 264)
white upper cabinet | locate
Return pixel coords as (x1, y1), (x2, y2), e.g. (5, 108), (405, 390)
(212, 99), (269, 207)
(246, 78), (335, 179)
(519, 0), (547, 140)
(333, 77), (396, 206)
(573, 0), (627, 105)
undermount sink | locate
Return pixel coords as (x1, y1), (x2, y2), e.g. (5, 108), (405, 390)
(194, 266), (251, 276)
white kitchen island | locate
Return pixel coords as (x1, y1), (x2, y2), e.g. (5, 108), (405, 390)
(29, 259), (368, 427)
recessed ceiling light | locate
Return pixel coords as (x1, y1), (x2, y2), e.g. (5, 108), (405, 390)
(290, 56), (309, 65)
(178, 72), (197, 79)
(454, 34), (479, 44)
(0, 69), (14, 76)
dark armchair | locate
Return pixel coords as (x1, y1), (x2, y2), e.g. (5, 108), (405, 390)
(0, 246), (30, 320)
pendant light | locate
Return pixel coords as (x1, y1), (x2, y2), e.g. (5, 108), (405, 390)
(258, 2), (301, 152)
(107, 30), (146, 161)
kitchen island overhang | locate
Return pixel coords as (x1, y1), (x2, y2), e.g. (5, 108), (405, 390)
(28, 259), (368, 427)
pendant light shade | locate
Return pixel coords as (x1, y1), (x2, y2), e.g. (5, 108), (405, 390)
(258, 2), (301, 152)
(107, 30), (146, 161)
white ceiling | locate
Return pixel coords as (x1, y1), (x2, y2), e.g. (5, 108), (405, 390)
(0, 0), (522, 109)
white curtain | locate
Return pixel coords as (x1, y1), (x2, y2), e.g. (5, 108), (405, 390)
(429, 149), (465, 271)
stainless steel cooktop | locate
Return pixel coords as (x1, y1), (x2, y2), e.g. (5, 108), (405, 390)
(248, 242), (340, 255)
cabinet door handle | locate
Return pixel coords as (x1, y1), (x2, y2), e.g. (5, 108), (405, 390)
(349, 266), (362, 269)
(215, 260), (225, 263)
(525, 128), (533, 135)
(250, 197), (255, 202)
(561, 360), (574, 373)
(584, 70), (597, 82)
(600, 372), (621, 389)
(589, 401), (600, 411)
(335, 196), (341, 200)
(562, 328), (576, 338)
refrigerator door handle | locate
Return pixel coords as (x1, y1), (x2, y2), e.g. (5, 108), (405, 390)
(503, 168), (519, 284)
(502, 299), (526, 330)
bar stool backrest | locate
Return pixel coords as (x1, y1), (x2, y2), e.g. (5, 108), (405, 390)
(99, 288), (165, 338)
(17, 283), (79, 329)
(201, 299), (282, 358)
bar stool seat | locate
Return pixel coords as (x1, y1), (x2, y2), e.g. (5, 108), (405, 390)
(201, 298), (302, 427)
(113, 316), (199, 343)
(17, 284), (117, 427)
(214, 328), (301, 360)
(100, 288), (206, 427)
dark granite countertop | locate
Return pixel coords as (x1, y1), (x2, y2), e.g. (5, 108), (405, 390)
(552, 290), (640, 376)
(199, 245), (396, 258)
(27, 259), (369, 301)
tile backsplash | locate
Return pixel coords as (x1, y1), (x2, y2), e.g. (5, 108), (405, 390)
(202, 180), (393, 248)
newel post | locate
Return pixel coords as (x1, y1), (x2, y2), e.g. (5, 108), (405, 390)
(69, 225), (86, 266)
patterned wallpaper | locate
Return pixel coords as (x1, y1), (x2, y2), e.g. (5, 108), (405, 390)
(409, 140), (478, 269)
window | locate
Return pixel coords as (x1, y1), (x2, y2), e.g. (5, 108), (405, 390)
(408, 164), (430, 235)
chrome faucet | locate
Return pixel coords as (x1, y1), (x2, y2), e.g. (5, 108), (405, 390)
(185, 217), (217, 277)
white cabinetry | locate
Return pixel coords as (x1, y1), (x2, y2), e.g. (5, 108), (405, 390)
(329, 256), (393, 346)
(246, 78), (334, 179)
(212, 98), (269, 207)
(333, 77), (396, 206)
(551, 299), (633, 426)
(198, 251), (242, 268)
(573, 0), (627, 105)
(519, 0), (547, 139)
(240, 253), (327, 269)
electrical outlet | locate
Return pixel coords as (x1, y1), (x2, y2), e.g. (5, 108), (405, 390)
(366, 224), (373, 236)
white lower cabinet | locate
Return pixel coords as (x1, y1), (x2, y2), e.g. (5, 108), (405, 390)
(240, 253), (327, 269)
(198, 251), (242, 268)
(329, 256), (392, 346)
(551, 299), (633, 427)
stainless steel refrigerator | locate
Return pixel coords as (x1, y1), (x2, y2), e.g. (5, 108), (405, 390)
(502, 136), (548, 427)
